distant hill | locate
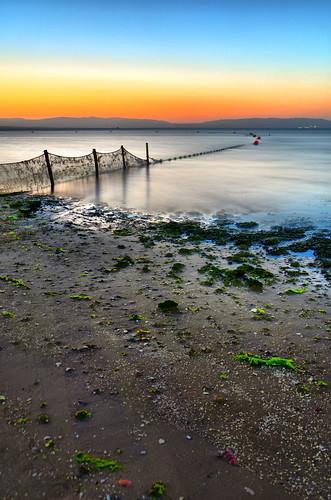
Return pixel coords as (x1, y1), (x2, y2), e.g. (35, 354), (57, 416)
(192, 118), (331, 129)
(0, 117), (330, 129)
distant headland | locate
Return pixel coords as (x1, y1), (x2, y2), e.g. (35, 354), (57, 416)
(0, 117), (330, 130)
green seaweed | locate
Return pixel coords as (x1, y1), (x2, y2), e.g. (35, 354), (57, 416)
(38, 414), (50, 424)
(198, 263), (274, 290)
(113, 228), (132, 236)
(315, 379), (328, 387)
(178, 247), (199, 255)
(44, 439), (55, 448)
(70, 294), (92, 300)
(158, 300), (179, 312)
(74, 451), (122, 472)
(150, 480), (166, 498)
(226, 251), (259, 264)
(15, 417), (30, 425)
(111, 255), (134, 271)
(170, 262), (185, 273)
(187, 305), (200, 313)
(135, 329), (151, 341)
(235, 352), (299, 371)
(236, 221), (258, 229)
(0, 275), (30, 289)
(2, 310), (16, 319)
(75, 409), (92, 420)
(285, 288), (306, 295)
(129, 313), (145, 321)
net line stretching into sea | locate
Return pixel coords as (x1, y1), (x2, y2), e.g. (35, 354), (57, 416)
(0, 146), (147, 194)
(0, 143), (244, 194)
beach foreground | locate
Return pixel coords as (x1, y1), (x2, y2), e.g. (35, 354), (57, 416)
(0, 195), (330, 500)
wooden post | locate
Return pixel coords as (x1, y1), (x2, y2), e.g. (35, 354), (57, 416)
(44, 149), (54, 191)
(92, 148), (99, 179)
(145, 142), (150, 166)
(121, 145), (126, 169)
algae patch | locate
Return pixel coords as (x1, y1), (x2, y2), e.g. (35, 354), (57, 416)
(74, 451), (122, 472)
(2, 310), (16, 319)
(0, 275), (30, 289)
(75, 409), (92, 420)
(158, 300), (179, 312)
(285, 288), (306, 295)
(235, 352), (299, 371)
(70, 294), (92, 301)
(150, 480), (167, 498)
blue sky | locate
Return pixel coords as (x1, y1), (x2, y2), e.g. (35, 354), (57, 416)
(1, 0), (330, 119)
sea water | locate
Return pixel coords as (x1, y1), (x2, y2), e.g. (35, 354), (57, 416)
(0, 129), (330, 227)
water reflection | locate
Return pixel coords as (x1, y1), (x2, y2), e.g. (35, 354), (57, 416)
(1, 129), (329, 227)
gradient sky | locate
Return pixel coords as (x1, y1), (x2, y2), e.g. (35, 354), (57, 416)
(1, 0), (331, 121)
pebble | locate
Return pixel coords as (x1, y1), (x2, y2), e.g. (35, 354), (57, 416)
(158, 438), (166, 445)
(244, 486), (255, 496)
(140, 450), (147, 455)
(186, 435), (192, 440)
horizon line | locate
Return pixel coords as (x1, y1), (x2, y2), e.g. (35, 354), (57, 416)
(1, 115), (331, 123)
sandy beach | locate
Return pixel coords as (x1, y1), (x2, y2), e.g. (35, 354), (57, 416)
(0, 194), (330, 499)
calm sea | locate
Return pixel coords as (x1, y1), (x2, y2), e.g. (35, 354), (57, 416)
(0, 129), (330, 226)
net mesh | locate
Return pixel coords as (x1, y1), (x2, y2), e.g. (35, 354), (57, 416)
(0, 155), (50, 194)
(97, 149), (124, 173)
(48, 152), (95, 182)
(0, 147), (147, 194)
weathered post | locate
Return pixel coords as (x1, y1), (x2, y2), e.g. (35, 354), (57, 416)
(121, 145), (126, 169)
(92, 148), (99, 179)
(145, 142), (150, 166)
(44, 149), (54, 191)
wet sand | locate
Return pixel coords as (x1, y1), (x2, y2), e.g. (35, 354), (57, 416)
(0, 195), (330, 499)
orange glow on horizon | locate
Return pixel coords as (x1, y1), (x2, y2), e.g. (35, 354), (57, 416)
(1, 59), (330, 121)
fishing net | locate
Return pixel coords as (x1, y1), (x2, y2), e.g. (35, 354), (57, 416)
(97, 148), (124, 174)
(0, 147), (148, 194)
(48, 152), (95, 182)
(97, 148), (147, 173)
(0, 155), (50, 194)
(123, 148), (147, 168)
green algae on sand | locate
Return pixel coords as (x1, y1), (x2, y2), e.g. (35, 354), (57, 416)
(158, 300), (179, 312)
(0, 275), (30, 289)
(198, 263), (275, 290)
(235, 352), (299, 371)
(74, 451), (122, 472)
(150, 480), (167, 498)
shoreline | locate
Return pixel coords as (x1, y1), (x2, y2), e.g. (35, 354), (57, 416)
(0, 194), (330, 499)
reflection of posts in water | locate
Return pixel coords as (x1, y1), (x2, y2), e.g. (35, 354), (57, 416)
(145, 161), (151, 209)
(95, 176), (101, 204)
(121, 165), (128, 205)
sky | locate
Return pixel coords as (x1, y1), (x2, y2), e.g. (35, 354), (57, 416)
(1, 0), (331, 121)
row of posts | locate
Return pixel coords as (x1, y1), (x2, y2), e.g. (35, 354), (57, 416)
(43, 142), (150, 191)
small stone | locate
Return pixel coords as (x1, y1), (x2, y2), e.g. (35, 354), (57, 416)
(186, 435), (192, 440)
(244, 486), (255, 496)
(158, 438), (166, 445)
(140, 450), (147, 455)
(55, 362), (62, 368)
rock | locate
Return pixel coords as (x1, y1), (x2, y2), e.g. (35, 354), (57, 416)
(244, 486), (255, 496)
